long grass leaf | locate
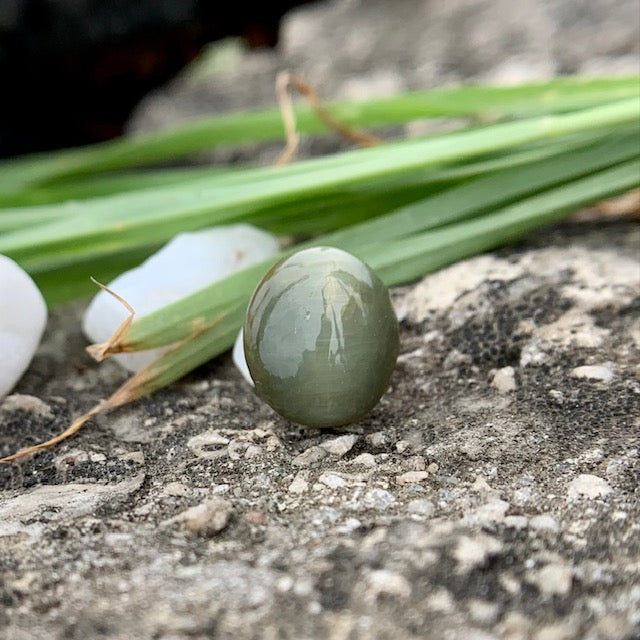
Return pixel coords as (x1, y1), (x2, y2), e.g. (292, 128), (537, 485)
(42, 126), (638, 308)
(0, 76), (637, 195)
(120, 155), (639, 352)
(364, 159), (640, 284)
(320, 130), (640, 250)
(99, 157), (639, 418)
(2, 99), (637, 274)
(24, 133), (621, 304)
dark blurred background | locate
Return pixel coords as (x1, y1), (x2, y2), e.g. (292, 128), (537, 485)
(2, 0), (638, 161)
(0, 0), (312, 158)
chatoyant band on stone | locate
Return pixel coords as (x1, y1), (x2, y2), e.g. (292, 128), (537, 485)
(242, 247), (399, 427)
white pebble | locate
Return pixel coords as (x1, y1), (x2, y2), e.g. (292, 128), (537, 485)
(0, 393), (53, 419)
(82, 224), (279, 372)
(396, 471), (430, 485)
(292, 446), (327, 467)
(349, 453), (377, 467)
(467, 599), (500, 625)
(570, 364), (614, 383)
(504, 515), (529, 530)
(535, 622), (575, 640)
(567, 474), (613, 500)
(453, 534), (503, 573)
(463, 499), (510, 526)
(162, 482), (190, 497)
(519, 338), (548, 367)
(365, 570), (412, 601)
(406, 499), (435, 516)
(288, 472), (309, 494)
(0, 255), (47, 398)
(491, 366), (517, 393)
(169, 497), (232, 536)
(318, 472), (347, 489)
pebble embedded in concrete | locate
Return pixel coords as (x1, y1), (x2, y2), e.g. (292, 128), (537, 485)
(362, 488), (396, 510)
(528, 563), (573, 596)
(491, 366), (518, 393)
(567, 474), (614, 500)
(292, 446), (328, 467)
(288, 472), (309, 494)
(318, 472), (347, 489)
(406, 499), (435, 516)
(529, 515), (560, 533)
(0, 393), (54, 420)
(169, 497), (232, 536)
(570, 364), (615, 383)
(349, 453), (377, 467)
(396, 471), (430, 485)
(319, 434), (358, 457)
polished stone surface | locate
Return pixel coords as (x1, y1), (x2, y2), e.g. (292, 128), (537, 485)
(244, 247), (399, 427)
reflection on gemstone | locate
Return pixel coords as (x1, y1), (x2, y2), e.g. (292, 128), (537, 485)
(244, 246), (398, 427)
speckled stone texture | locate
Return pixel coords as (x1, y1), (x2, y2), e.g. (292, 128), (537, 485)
(2, 0), (640, 638)
(1, 222), (638, 640)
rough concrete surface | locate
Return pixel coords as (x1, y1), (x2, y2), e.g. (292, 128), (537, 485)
(2, 0), (640, 638)
(1, 222), (638, 640)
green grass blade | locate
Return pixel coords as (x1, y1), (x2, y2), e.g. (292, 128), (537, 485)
(123, 154), (639, 351)
(121, 304), (247, 399)
(113, 159), (639, 400)
(320, 129), (640, 250)
(0, 76), (637, 195)
(0, 126), (611, 233)
(28, 132), (627, 304)
(0, 166), (233, 208)
(2, 99), (637, 273)
(29, 123), (639, 304)
(364, 159), (640, 284)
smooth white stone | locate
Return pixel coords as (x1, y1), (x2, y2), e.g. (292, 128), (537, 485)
(0, 255), (47, 398)
(232, 327), (254, 386)
(82, 225), (279, 372)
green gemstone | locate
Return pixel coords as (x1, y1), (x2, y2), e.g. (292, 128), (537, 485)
(243, 247), (399, 427)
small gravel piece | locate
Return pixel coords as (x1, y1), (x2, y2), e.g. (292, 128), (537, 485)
(528, 564), (573, 596)
(504, 515), (529, 530)
(567, 474), (613, 500)
(318, 472), (347, 489)
(350, 453), (377, 467)
(292, 446), (328, 467)
(362, 488), (396, 510)
(0, 394), (54, 420)
(406, 499), (435, 516)
(288, 473), (309, 494)
(319, 434), (358, 457)
(170, 498), (232, 536)
(396, 471), (430, 485)
(529, 514), (560, 533)
(491, 366), (518, 393)
(570, 364), (615, 383)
